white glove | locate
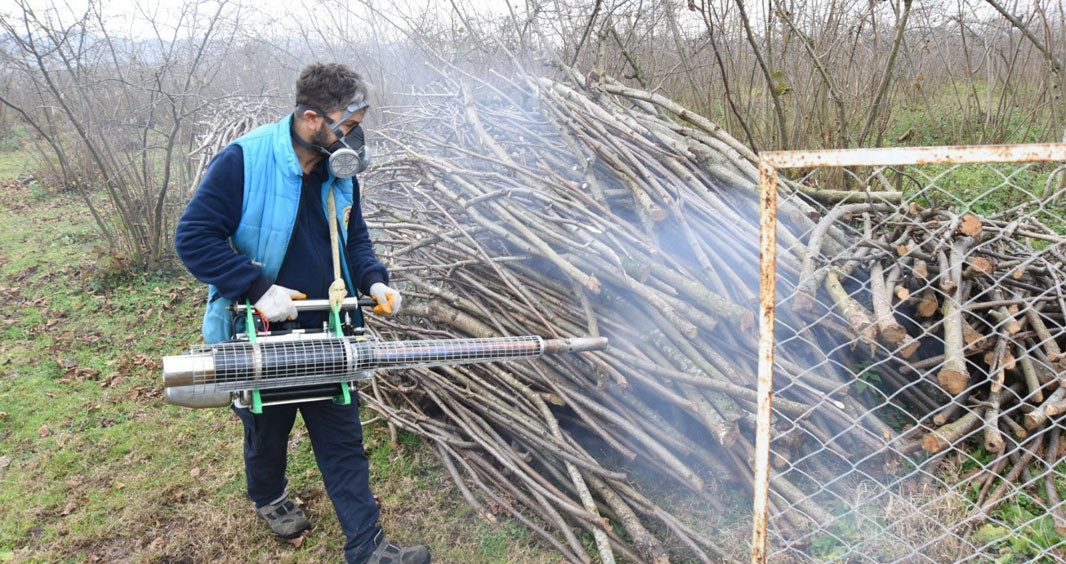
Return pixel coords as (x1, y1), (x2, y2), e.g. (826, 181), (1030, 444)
(254, 285), (306, 322)
(369, 282), (402, 315)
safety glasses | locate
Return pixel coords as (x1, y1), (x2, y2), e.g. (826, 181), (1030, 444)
(297, 99), (370, 131)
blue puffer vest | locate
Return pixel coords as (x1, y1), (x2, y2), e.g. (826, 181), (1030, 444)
(202, 114), (356, 344)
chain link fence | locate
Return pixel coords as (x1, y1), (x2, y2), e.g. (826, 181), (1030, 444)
(754, 145), (1066, 563)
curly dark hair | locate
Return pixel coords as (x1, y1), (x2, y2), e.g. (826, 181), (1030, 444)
(295, 62), (368, 114)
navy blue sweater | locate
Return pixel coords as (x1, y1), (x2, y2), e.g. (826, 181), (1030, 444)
(175, 144), (387, 328)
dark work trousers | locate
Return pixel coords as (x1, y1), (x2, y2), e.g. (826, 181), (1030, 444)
(232, 397), (382, 564)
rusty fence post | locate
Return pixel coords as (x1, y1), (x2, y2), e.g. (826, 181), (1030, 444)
(752, 156), (778, 564)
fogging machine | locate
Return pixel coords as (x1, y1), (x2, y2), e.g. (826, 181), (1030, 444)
(162, 297), (607, 412)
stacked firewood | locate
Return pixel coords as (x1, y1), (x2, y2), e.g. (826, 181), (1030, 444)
(352, 64), (1066, 560)
(795, 200), (1066, 533)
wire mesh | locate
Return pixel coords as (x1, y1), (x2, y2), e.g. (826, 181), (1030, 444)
(365, 335), (544, 369)
(209, 339), (353, 391)
(756, 145), (1066, 563)
(180, 335), (546, 393)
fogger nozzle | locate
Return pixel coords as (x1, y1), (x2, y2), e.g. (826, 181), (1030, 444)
(542, 337), (609, 354)
(162, 335), (608, 407)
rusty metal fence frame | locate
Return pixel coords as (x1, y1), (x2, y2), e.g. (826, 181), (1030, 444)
(752, 143), (1066, 563)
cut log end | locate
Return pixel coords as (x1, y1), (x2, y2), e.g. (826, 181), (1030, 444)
(772, 452), (791, 470)
(899, 338), (921, 359)
(938, 369), (970, 396)
(922, 433), (948, 453)
(716, 425), (740, 448)
(917, 294), (939, 318)
(959, 214), (983, 237)
(963, 257), (995, 279)
(585, 273), (602, 294)
(963, 323), (985, 349)
(1045, 402), (1066, 418)
(859, 325), (879, 345)
(914, 260), (929, 279)
(881, 324), (908, 344)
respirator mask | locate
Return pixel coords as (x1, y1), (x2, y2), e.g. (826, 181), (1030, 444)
(294, 100), (371, 178)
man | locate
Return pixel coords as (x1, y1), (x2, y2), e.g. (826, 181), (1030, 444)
(175, 62), (431, 564)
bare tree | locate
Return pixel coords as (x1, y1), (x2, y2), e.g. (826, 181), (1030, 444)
(1, 0), (1061, 272)
(0, 0), (240, 268)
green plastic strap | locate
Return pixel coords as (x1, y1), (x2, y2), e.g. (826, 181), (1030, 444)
(245, 299), (257, 343)
(329, 306), (343, 337)
(329, 303), (346, 404)
(247, 300), (261, 413)
(333, 382), (351, 406)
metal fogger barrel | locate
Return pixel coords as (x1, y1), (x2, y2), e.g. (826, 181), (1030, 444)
(162, 335), (608, 408)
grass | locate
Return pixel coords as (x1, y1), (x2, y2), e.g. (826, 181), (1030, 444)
(886, 78), (1055, 148)
(0, 154), (562, 564)
(942, 446), (1066, 563)
(0, 152), (32, 181)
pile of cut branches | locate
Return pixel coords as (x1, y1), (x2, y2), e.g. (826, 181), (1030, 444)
(353, 57), (1066, 560)
(358, 65), (903, 563)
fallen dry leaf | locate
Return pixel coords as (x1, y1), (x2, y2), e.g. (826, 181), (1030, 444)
(37, 425), (49, 437)
(61, 501), (77, 516)
(190, 467), (201, 478)
(0, 456), (10, 470)
(285, 535), (305, 548)
(100, 373), (123, 388)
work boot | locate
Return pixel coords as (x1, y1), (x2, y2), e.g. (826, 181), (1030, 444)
(361, 531), (431, 564)
(255, 493), (311, 539)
